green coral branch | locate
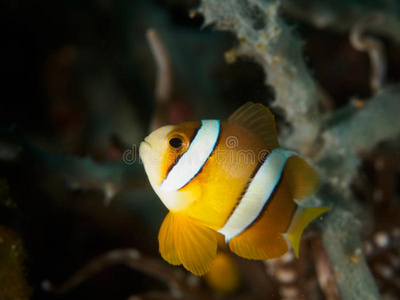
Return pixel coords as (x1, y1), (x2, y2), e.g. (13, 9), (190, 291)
(281, 0), (400, 45)
(199, 0), (321, 154)
(197, 0), (400, 299)
(0, 128), (146, 203)
(319, 86), (400, 191)
(322, 203), (380, 300)
(322, 86), (400, 156)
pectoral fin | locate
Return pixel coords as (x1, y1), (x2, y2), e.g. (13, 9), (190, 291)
(158, 212), (180, 265)
(158, 212), (217, 276)
(175, 214), (217, 275)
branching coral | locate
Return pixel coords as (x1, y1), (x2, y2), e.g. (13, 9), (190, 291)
(43, 248), (215, 300)
(0, 127), (146, 204)
(281, 0), (400, 45)
(198, 0), (400, 299)
(146, 29), (174, 132)
(1, 0), (400, 299)
(349, 13), (386, 94)
(199, 0), (321, 153)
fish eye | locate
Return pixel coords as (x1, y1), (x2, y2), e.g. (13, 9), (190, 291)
(169, 137), (183, 149)
(167, 133), (189, 154)
(169, 137), (182, 148)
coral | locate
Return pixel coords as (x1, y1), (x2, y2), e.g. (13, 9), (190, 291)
(199, 0), (321, 153)
(198, 0), (400, 299)
(42, 248), (214, 300)
(281, 0), (400, 45)
(1, 0), (400, 299)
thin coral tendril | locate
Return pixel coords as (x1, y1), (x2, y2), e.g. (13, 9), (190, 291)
(349, 13), (387, 94)
(316, 83), (335, 112)
(146, 28), (174, 132)
(312, 236), (340, 300)
(42, 248), (213, 300)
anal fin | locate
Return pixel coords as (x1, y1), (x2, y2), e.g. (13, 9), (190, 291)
(229, 232), (288, 260)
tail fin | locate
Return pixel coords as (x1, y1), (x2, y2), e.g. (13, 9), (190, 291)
(286, 206), (330, 257)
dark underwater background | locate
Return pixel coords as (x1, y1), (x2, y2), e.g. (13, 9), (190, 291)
(1, 0), (400, 299)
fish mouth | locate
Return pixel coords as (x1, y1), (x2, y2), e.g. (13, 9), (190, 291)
(140, 141), (151, 149)
(143, 136), (153, 146)
(141, 140), (150, 147)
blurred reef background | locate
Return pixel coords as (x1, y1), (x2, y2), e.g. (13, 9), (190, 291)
(1, 0), (400, 299)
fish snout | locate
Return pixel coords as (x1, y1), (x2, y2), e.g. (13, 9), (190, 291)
(139, 140), (152, 158)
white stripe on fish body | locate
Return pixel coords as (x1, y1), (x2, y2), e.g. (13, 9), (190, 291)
(218, 148), (296, 243)
(160, 120), (220, 191)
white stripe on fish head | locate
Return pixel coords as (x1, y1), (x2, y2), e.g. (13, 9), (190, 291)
(160, 120), (220, 191)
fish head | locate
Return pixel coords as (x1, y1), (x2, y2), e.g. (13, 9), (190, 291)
(139, 121), (201, 211)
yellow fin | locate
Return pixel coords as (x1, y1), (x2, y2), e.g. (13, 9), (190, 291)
(174, 214), (217, 275)
(285, 156), (321, 200)
(228, 102), (279, 150)
(204, 252), (241, 294)
(286, 206), (330, 257)
(229, 232), (288, 260)
(158, 212), (180, 265)
(159, 212), (217, 275)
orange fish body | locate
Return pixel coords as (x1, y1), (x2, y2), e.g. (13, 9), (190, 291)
(140, 102), (330, 275)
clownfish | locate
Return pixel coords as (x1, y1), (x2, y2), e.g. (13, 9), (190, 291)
(140, 102), (330, 276)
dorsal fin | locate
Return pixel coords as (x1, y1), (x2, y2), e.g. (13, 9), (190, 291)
(228, 102), (279, 149)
